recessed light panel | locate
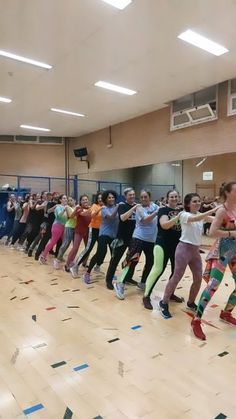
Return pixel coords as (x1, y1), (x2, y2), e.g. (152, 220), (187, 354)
(101, 0), (132, 10)
(0, 50), (52, 69)
(178, 30), (228, 56)
(95, 80), (137, 95)
(20, 124), (51, 132)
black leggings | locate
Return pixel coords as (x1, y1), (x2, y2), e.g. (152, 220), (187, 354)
(74, 227), (99, 268)
(87, 235), (113, 273)
(106, 241), (135, 286)
(18, 222), (40, 250)
(122, 238), (154, 284)
(11, 222), (26, 245)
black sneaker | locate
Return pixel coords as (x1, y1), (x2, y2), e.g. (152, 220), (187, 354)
(125, 278), (138, 286)
(35, 254), (39, 261)
(143, 296), (153, 310)
(159, 300), (172, 319)
(28, 249), (33, 257)
(106, 282), (114, 290)
(186, 302), (198, 312)
(170, 294), (184, 303)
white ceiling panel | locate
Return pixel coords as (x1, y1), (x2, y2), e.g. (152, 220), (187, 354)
(0, 0), (236, 136)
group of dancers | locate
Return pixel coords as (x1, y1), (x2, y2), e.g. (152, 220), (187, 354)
(1, 181), (236, 341)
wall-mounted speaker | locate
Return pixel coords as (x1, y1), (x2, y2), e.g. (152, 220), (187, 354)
(74, 147), (88, 158)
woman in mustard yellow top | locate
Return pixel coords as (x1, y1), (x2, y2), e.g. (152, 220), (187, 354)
(70, 192), (103, 278)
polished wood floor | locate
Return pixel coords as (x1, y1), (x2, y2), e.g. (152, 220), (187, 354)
(0, 239), (235, 419)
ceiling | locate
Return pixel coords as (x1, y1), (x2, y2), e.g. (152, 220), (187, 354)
(1, 0), (236, 137)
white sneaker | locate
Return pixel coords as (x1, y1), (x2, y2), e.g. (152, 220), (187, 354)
(39, 255), (47, 265)
(70, 266), (79, 279)
(53, 259), (61, 270)
(113, 280), (125, 300)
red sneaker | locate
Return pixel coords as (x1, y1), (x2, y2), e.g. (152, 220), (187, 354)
(219, 310), (236, 325)
(191, 318), (206, 340)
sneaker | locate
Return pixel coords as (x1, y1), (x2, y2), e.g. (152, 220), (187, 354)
(63, 265), (70, 273)
(28, 249), (33, 257)
(186, 302), (198, 312)
(93, 265), (104, 274)
(39, 255), (47, 265)
(159, 300), (172, 319)
(70, 266), (79, 279)
(191, 318), (206, 340)
(53, 259), (61, 270)
(219, 310), (236, 325)
(106, 282), (114, 290)
(83, 272), (91, 284)
(113, 280), (125, 300)
(136, 282), (145, 291)
(35, 254), (39, 261)
(17, 246), (25, 252)
(170, 294), (184, 303)
(143, 296), (153, 310)
(93, 265), (100, 273)
(125, 278), (138, 286)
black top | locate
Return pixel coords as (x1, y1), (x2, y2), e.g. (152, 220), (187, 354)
(45, 201), (57, 225)
(156, 206), (181, 247)
(27, 207), (43, 227)
(116, 202), (136, 243)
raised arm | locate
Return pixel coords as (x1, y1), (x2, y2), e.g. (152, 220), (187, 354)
(159, 213), (180, 230)
(185, 206), (219, 223)
(120, 204), (139, 222)
(209, 207), (236, 238)
(137, 205), (159, 224)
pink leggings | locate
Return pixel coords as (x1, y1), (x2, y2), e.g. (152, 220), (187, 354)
(42, 223), (65, 259)
(66, 232), (88, 267)
(163, 241), (202, 304)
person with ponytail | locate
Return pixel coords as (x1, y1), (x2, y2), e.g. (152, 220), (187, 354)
(192, 182), (236, 340)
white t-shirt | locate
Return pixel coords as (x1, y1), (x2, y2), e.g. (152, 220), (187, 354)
(179, 211), (203, 246)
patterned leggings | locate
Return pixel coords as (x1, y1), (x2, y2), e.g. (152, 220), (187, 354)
(196, 238), (236, 318)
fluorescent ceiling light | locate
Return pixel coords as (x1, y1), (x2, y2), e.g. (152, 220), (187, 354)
(95, 80), (137, 95)
(20, 124), (51, 132)
(196, 157), (207, 167)
(50, 108), (85, 117)
(101, 0), (132, 10)
(0, 50), (52, 69)
(178, 30), (229, 56)
(171, 163), (181, 167)
(0, 96), (12, 103)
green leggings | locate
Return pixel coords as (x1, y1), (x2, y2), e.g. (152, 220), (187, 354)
(144, 243), (177, 297)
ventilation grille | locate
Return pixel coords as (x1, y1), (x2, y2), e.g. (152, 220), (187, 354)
(171, 103), (217, 131)
(0, 135), (14, 142)
(171, 85), (217, 131)
(228, 79), (236, 116)
(0, 135), (64, 145)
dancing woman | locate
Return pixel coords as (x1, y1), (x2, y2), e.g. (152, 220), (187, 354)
(143, 190), (182, 310)
(159, 193), (217, 319)
(191, 182), (236, 340)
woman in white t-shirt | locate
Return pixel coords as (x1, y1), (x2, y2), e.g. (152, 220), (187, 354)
(159, 193), (217, 319)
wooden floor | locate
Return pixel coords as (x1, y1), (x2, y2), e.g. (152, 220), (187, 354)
(0, 239), (235, 419)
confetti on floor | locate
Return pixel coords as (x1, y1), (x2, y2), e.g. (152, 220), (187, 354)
(51, 361), (67, 368)
(131, 325), (142, 330)
(23, 403), (44, 416)
(63, 407), (73, 419)
(218, 351), (229, 357)
(73, 363), (89, 372)
(108, 338), (120, 343)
